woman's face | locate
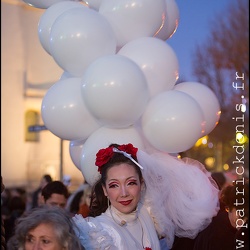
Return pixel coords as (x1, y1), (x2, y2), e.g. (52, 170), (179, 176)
(81, 188), (91, 207)
(45, 194), (67, 209)
(102, 163), (143, 214)
(25, 223), (63, 250)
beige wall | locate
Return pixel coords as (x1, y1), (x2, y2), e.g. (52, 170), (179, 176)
(1, 0), (84, 191)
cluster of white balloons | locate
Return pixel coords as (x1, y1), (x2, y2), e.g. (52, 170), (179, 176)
(24, 0), (221, 185)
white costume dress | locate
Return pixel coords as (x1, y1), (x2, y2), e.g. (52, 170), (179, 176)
(73, 149), (219, 249)
(73, 203), (161, 250)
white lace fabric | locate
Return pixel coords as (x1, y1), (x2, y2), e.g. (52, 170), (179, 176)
(72, 204), (161, 250)
(137, 150), (220, 249)
(73, 214), (116, 250)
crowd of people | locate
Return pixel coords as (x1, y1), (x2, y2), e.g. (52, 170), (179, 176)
(1, 175), (91, 249)
(1, 143), (249, 250)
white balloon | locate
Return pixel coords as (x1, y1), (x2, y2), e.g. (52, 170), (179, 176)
(23, 0), (69, 9)
(154, 0), (179, 40)
(141, 90), (205, 153)
(118, 37), (179, 98)
(174, 82), (221, 135)
(49, 7), (116, 77)
(41, 77), (100, 141)
(83, 0), (102, 10)
(99, 0), (166, 48)
(69, 139), (86, 170)
(81, 54), (149, 128)
(59, 71), (74, 80)
(80, 126), (145, 186)
(38, 1), (87, 55)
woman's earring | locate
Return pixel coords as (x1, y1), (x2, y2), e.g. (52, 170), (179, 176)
(107, 196), (110, 207)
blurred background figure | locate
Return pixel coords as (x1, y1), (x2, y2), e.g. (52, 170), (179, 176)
(193, 179), (249, 250)
(77, 186), (91, 218)
(67, 185), (91, 217)
(1, 185), (11, 222)
(211, 172), (227, 190)
(1, 176), (6, 250)
(7, 205), (85, 250)
(2, 185), (27, 246)
(4, 196), (26, 244)
(41, 180), (69, 209)
(63, 175), (72, 188)
(69, 190), (84, 215)
(65, 181), (90, 214)
(171, 173), (240, 250)
(31, 174), (52, 209)
(221, 179), (249, 249)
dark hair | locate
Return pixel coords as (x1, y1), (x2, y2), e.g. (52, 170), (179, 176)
(42, 181), (69, 202)
(211, 172), (226, 190)
(8, 196), (26, 212)
(220, 179), (249, 219)
(70, 190), (84, 214)
(43, 174), (53, 183)
(89, 144), (143, 217)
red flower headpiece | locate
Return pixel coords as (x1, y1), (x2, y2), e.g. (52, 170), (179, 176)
(95, 143), (139, 173)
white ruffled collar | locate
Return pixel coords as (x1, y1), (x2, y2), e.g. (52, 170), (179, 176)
(106, 205), (139, 226)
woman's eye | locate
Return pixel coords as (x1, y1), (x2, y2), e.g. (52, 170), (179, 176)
(108, 184), (118, 188)
(128, 181), (137, 186)
(25, 236), (34, 243)
(42, 239), (51, 244)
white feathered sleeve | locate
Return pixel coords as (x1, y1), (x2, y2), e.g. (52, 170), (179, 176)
(137, 150), (220, 249)
(72, 214), (116, 250)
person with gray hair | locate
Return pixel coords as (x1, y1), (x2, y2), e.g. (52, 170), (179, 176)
(7, 205), (85, 250)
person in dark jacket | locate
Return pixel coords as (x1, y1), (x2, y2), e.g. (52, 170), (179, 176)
(193, 179), (248, 250)
(31, 174), (52, 209)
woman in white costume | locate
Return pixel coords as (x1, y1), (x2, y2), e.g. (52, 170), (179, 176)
(73, 143), (219, 250)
